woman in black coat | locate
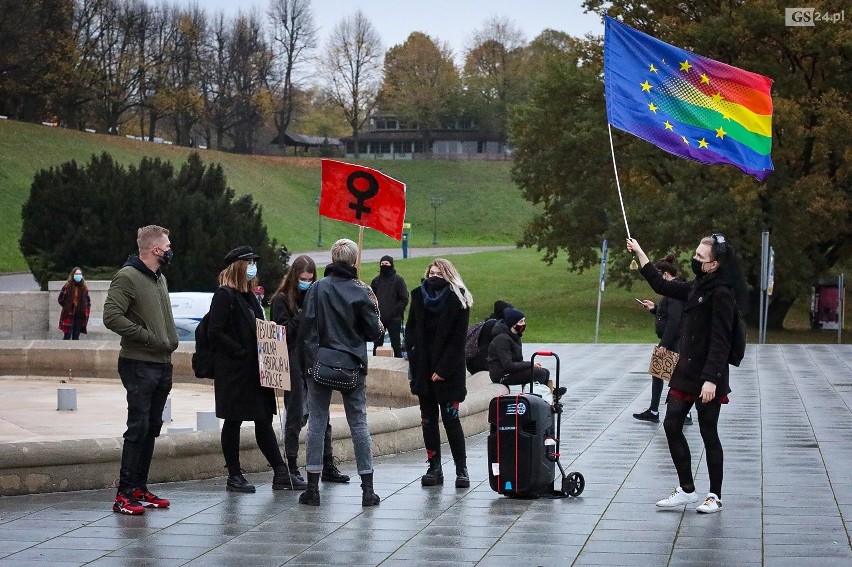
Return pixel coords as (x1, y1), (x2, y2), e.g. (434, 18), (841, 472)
(633, 254), (686, 424)
(209, 246), (287, 494)
(628, 234), (746, 514)
(270, 254), (348, 489)
(405, 258), (472, 488)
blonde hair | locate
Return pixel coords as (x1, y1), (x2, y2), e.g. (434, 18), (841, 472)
(425, 258), (473, 308)
(331, 238), (358, 265)
(218, 260), (252, 293)
(137, 225), (169, 252)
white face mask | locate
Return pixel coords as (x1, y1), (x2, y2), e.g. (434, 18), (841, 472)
(246, 264), (258, 281)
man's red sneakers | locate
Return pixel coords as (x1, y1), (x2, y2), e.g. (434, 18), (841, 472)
(131, 488), (170, 509)
(113, 492), (145, 515)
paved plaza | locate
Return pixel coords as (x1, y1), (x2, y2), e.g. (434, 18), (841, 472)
(1, 343), (851, 566)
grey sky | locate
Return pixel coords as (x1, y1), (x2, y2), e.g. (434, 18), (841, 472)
(173, 0), (604, 59)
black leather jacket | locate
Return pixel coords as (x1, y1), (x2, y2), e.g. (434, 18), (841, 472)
(297, 262), (383, 373)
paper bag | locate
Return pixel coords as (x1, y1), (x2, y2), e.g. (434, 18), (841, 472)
(648, 346), (679, 381)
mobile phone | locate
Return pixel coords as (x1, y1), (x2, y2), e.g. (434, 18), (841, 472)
(634, 298), (644, 305)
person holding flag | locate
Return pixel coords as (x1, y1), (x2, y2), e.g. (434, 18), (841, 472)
(627, 234), (746, 514)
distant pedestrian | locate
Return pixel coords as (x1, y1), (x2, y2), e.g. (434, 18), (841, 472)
(628, 234), (746, 514)
(209, 246), (289, 494)
(270, 254), (349, 490)
(632, 255), (691, 425)
(58, 267), (90, 340)
(405, 258), (473, 488)
(103, 225), (178, 515)
(370, 255), (408, 357)
(297, 239), (384, 507)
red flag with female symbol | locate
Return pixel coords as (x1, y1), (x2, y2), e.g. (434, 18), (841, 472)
(320, 160), (406, 240)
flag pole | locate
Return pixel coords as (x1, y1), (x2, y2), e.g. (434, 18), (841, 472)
(356, 225), (365, 279)
(607, 123), (631, 240)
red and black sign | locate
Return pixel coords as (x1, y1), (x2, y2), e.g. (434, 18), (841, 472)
(320, 160), (406, 240)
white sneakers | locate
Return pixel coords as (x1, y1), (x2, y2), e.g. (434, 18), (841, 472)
(696, 493), (722, 513)
(655, 486), (700, 507)
(656, 487), (723, 513)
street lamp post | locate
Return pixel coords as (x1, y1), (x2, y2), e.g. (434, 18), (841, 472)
(429, 196), (443, 245)
(314, 195), (323, 248)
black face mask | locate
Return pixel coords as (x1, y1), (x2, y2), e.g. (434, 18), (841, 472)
(380, 265), (394, 276)
(425, 276), (448, 291)
(158, 248), (174, 267)
(691, 258), (709, 278)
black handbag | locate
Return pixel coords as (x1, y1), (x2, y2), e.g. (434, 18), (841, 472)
(312, 346), (362, 392)
(309, 286), (364, 392)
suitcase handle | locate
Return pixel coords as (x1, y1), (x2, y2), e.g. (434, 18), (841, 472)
(530, 351), (560, 386)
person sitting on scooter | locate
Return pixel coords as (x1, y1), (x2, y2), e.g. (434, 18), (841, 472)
(487, 308), (566, 399)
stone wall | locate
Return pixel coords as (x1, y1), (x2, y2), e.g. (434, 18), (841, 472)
(0, 280), (113, 340)
(0, 340), (503, 495)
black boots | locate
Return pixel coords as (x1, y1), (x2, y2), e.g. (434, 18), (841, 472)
(321, 455), (350, 483)
(298, 472), (321, 506)
(226, 470), (256, 493)
(360, 472), (380, 507)
(272, 465), (307, 491)
(455, 462), (470, 488)
(421, 457), (444, 486)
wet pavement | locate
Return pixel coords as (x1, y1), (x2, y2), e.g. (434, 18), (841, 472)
(1, 343), (851, 566)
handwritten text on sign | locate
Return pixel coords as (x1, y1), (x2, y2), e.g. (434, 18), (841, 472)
(256, 319), (290, 390)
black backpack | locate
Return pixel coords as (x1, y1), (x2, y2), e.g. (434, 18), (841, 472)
(464, 319), (489, 359)
(728, 304), (746, 367)
(191, 288), (233, 379)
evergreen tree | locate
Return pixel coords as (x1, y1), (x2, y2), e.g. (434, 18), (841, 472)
(20, 152), (286, 292)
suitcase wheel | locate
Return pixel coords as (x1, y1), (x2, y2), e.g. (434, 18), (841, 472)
(563, 471), (585, 497)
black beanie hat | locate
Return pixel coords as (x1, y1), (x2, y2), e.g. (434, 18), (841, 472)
(380, 255), (394, 267)
(503, 308), (525, 329)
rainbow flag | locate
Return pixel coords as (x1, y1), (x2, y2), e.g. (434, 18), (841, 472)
(604, 16), (773, 181)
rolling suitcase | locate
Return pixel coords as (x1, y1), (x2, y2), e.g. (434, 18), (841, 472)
(487, 351), (585, 498)
(488, 392), (555, 496)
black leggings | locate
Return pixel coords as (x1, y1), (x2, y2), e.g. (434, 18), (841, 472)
(664, 396), (723, 498)
(221, 418), (285, 475)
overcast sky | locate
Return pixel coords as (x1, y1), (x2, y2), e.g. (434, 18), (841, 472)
(171, 0), (604, 59)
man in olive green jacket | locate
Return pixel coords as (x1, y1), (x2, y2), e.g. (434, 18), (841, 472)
(104, 225), (179, 515)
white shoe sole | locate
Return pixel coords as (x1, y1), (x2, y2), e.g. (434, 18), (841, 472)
(656, 494), (700, 507)
(696, 505), (722, 513)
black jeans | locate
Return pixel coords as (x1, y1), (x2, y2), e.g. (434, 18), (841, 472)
(664, 395), (724, 497)
(496, 366), (550, 388)
(117, 357), (172, 493)
(419, 393), (466, 465)
(283, 380), (333, 464)
(63, 317), (83, 340)
(374, 317), (403, 357)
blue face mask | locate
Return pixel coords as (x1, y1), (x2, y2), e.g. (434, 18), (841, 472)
(246, 264), (258, 281)
(298, 280), (312, 291)
(73, 274), (83, 283)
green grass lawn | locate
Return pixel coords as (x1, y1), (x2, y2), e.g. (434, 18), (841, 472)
(360, 248), (849, 345)
(0, 119), (533, 272)
(2, 120), (845, 344)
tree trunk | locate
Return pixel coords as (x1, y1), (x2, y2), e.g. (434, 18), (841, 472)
(746, 289), (795, 330)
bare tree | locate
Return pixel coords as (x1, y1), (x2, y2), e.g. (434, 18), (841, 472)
(228, 10), (274, 153)
(90, 0), (148, 134)
(463, 16), (528, 134)
(267, 0), (317, 150)
(322, 10), (382, 152)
